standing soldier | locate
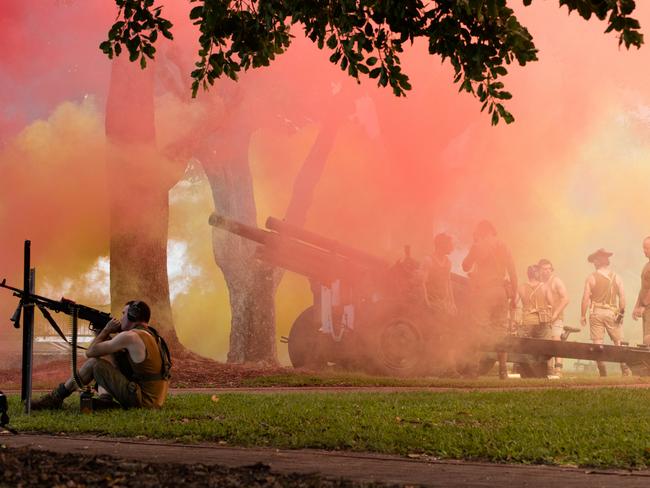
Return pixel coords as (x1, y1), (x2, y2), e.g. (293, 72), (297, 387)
(462, 220), (517, 379)
(423, 232), (456, 315)
(632, 237), (650, 344)
(538, 259), (569, 377)
(517, 265), (553, 341)
(423, 232), (458, 376)
(580, 248), (631, 376)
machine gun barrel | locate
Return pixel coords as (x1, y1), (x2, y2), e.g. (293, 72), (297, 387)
(0, 279), (111, 331)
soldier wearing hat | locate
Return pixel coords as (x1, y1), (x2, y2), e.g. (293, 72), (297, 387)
(580, 248), (631, 376)
(632, 237), (650, 344)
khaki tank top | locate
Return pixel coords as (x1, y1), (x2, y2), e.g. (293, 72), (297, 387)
(520, 282), (550, 326)
(520, 283), (549, 313)
(127, 328), (169, 408)
(548, 276), (564, 321)
(426, 255), (451, 304)
(591, 271), (617, 308)
(467, 237), (510, 288)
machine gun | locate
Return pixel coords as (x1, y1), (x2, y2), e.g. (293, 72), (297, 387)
(1, 279), (111, 334)
(209, 213), (468, 376)
(1, 279), (112, 389)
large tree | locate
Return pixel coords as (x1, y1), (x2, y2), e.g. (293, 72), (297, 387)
(100, 0), (643, 364)
(196, 76), (346, 364)
(102, 0), (642, 125)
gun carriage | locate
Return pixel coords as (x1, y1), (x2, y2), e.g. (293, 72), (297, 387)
(211, 214), (466, 376)
(209, 214), (650, 377)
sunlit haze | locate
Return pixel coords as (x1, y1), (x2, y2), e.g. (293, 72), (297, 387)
(2, 1), (650, 363)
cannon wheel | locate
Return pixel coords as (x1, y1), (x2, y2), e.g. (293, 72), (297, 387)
(364, 304), (427, 377)
(478, 357), (497, 376)
(287, 306), (327, 370)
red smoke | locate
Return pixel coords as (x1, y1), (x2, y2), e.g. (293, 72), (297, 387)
(1, 1), (650, 361)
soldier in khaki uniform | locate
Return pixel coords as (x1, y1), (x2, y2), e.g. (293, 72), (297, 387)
(632, 237), (650, 344)
(580, 248), (631, 376)
(462, 220), (517, 379)
(422, 232), (458, 376)
(423, 232), (456, 316)
(538, 259), (569, 376)
(517, 265), (553, 341)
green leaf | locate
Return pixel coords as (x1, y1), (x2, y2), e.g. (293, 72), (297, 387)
(189, 6), (203, 20)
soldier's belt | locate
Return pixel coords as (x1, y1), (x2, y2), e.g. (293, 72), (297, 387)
(591, 303), (617, 312)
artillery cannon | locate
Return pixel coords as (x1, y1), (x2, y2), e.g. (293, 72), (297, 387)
(209, 214), (650, 377)
(208, 213), (469, 376)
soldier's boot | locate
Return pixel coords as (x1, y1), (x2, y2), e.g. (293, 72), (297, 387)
(597, 361), (607, 377)
(621, 363), (632, 377)
(498, 362), (508, 380)
(554, 362), (563, 378)
(30, 383), (71, 411)
(497, 352), (509, 380)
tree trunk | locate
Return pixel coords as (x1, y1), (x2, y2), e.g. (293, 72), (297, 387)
(199, 125), (278, 364)
(105, 56), (185, 354)
(199, 101), (339, 364)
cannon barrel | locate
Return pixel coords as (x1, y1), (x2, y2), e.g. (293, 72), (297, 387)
(208, 213), (379, 284)
(208, 213), (274, 245)
(265, 217), (389, 270)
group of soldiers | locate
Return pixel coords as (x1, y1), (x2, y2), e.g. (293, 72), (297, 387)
(422, 221), (650, 379)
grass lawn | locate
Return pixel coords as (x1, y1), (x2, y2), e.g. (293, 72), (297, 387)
(7, 388), (650, 469)
(240, 371), (650, 388)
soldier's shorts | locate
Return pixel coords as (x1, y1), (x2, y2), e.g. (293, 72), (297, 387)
(471, 285), (509, 335)
(518, 322), (551, 340)
(643, 307), (650, 343)
(551, 319), (564, 338)
(92, 359), (143, 409)
(589, 309), (622, 343)
(531, 323), (552, 339)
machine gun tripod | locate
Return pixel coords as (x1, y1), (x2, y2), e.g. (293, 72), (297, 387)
(1, 278), (112, 394)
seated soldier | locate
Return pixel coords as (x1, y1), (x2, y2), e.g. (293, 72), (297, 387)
(31, 300), (170, 410)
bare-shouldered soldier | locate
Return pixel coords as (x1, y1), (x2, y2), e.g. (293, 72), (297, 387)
(538, 259), (569, 376)
(632, 237), (650, 344)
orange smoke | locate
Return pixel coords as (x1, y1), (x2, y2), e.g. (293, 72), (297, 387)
(2, 1), (650, 364)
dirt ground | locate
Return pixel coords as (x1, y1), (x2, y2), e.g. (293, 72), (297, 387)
(3, 433), (650, 488)
(0, 442), (389, 487)
(0, 355), (292, 390)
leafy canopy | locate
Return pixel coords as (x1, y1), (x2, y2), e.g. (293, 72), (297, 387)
(100, 1), (643, 125)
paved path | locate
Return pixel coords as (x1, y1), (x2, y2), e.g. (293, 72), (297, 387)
(2, 433), (650, 487)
